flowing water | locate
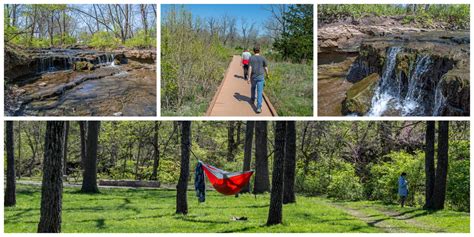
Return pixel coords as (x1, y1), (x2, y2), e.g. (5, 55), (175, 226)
(367, 47), (434, 116)
(8, 49), (156, 116)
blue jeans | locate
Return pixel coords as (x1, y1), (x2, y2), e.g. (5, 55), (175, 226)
(251, 75), (265, 109)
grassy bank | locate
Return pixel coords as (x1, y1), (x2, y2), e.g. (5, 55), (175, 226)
(5, 184), (469, 233)
(266, 61), (313, 116)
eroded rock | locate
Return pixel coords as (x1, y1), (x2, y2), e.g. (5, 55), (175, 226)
(342, 73), (380, 115)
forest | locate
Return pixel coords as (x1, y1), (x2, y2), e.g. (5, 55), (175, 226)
(4, 121), (470, 233)
(161, 5), (313, 116)
(4, 4), (157, 116)
(5, 4), (156, 48)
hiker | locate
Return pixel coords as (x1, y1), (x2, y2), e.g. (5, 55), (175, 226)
(248, 46), (268, 114)
(241, 49), (251, 80)
(398, 172), (408, 207)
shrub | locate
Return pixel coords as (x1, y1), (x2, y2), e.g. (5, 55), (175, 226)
(327, 163), (364, 201)
(88, 31), (120, 49)
(124, 29), (156, 48)
(368, 151), (424, 206)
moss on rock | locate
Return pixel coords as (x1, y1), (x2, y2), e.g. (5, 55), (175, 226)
(342, 73), (380, 115)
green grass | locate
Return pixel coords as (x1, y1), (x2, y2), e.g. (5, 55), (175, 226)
(5, 184), (469, 233)
(266, 62), (313, 116)
(332, 200), (470, 233)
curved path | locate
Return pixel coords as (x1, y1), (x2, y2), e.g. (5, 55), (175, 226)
(206, 55), (277, 116)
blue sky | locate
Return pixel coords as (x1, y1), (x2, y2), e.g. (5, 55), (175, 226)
(161, 4), (280, 32)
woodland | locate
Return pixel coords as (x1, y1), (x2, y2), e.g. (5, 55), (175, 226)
(161, 5), (313, 116)
(3, 121), (470, 233)
(5, 4), (156, 48)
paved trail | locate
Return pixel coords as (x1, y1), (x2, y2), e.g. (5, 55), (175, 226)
(206, 55), (277, 116)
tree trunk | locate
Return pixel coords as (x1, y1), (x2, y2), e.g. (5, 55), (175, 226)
(151, 121), (160, 181)
(267, 121), (286, 226)
(433, 121), (449, 210)
(81, 121), (100, 193)
(423, 121), (435, 209)
(283, 121), (296, 204)
(17, 121), (21, 179)
(227, 121), (235, 162)
(5, 121), (16, 207)
(79, 121), (88, 168)
(37, 121), (65, 233)
(254, 121), (270, 194)
(63, 121), (69, 177)
(176, 121), (190, 215)
(241, 121), (255, 193)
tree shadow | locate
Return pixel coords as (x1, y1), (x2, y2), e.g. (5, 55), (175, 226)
(174, 214), (229, 224)
(233, 92), (257, 112)
(96, 218), (106, 229)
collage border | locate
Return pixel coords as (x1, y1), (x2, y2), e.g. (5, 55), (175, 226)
(0, 0), (473, 236)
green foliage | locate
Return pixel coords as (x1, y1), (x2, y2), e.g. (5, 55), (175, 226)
(273, 4), (313, 63)
(327, 163), (364, 201)
(161, 6), (232, 115)
(446, 140), (470, 211)
(319, 4), (469, 29)
(367, 151), (425, 205)
(88, 31), (120, 50)
(124, 29), (157, 48)
(296, 159), (363, 201)
(265, 61), (313, 116)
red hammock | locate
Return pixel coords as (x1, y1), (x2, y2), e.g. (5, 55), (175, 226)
(200, 161), (254, 195)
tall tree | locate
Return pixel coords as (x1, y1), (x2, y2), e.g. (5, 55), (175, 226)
(5, 121), (16, 207)
(273, 4), (313, 63)
(227, 121), (236, 161)
(423, 121), (436, 209)
(79, 121), (88, 168)
(176, 121), (191, 214)
(62, 121), (69, 177)
(151, 121), (160, 181)
(38, 121), (65, 233)
(283, 121), (296, 204)
(433, 121), (449, 210)
(241, 121), (255, 193)
(81, 121), (100, 193)
(254, 121), (270, 194)
(267, 121), (286, 226)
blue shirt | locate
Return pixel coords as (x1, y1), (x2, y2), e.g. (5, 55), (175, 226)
(398, 176), (408, 196)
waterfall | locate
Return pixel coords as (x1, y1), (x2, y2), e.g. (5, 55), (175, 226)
(400, 55), (432, 115)
(367, 47), (402, 116)
(367, 47), (433, 116)
(433, 82), (446, 116)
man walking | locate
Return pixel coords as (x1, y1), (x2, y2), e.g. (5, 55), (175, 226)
(241, 49), (251, 80)
(248, 46), (268, 114)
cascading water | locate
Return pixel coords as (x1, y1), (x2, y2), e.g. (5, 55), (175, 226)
(35, 50), (116, 74)
(367, 47), (401, 116)
(433, 82), (447, 116)
(401, 55), (432, 115)
(367, 47), (433, 116)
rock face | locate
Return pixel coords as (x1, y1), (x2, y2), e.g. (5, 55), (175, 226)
(115, 49), (156, 64)
(342, 73), (380, 115)
(435, 68), (470, 116)
(4, 45), (36, 82)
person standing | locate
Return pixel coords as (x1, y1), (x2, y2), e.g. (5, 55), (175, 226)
(241, 49), (252, 80)
(398, 172), (408, 207)
(248, 46), (268, 114)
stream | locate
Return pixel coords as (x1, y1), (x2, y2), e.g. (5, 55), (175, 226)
(6, 48), (156, 116)
(318, 31), (469, 116)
